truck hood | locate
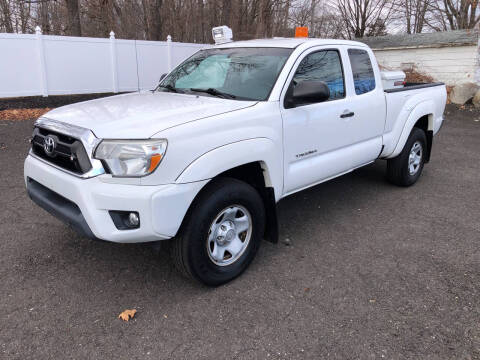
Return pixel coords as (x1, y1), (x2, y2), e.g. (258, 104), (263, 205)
(42, 92), (257, 139)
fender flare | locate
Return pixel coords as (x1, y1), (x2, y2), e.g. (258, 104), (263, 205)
(175, 138), (283, 201)
(387, 100), (434, 159)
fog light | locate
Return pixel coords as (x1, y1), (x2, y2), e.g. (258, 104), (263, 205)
(109, 211), (140, 230)
(128, 212), (139, 227)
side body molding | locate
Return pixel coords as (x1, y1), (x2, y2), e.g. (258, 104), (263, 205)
(176, 138), (283, 201)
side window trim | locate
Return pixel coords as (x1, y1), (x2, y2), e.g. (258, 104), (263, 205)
(283, 47), (347, 108)
(347, 47), (376, 95)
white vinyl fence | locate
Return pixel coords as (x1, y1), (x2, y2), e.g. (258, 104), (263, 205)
(0, 27), (207, 98)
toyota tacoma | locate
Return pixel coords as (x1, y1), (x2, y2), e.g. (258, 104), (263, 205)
(24, 34), (446, 285)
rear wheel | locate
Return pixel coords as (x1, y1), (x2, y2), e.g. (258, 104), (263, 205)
(386, 127), (427, 187)
(170, 178), (265, 286)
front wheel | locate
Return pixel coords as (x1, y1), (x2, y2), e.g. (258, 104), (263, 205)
(170, 178), (265, 286)
(386, 127), (427, 187)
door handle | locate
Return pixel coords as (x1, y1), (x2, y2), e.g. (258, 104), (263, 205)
(340, 111), (354, 118)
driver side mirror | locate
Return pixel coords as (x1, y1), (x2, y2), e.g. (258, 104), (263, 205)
(285, 80), (330, 108)
(159, 73), (167, 83)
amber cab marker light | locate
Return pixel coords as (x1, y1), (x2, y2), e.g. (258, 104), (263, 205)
(295, 27), (308, 38)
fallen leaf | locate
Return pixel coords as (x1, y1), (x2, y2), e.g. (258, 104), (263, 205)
(118, 309), (137, 321)
(0, 108), (51, 121)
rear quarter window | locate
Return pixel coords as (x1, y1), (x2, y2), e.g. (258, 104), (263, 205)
(348, 49), (376, 95)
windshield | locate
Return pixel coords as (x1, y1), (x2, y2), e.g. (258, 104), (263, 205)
(159, 47), (293, 101)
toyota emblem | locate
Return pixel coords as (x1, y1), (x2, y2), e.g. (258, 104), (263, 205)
(43, 135), (56, 156)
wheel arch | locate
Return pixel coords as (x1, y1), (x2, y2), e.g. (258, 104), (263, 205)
(175, 138), (282, 199)
(175, 139), (282, 243)
(388, 100), (435, 160)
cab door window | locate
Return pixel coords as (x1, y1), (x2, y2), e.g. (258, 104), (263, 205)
(292, 50), (345, 102)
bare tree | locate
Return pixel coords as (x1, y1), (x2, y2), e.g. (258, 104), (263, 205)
(401, 0), (432, 33)
(15, 0), (33, 33)
(429, 0), (480, 29)
(11, 0), (478, 42)
(0, 0), (14, 32)
(144, 0), (162, 40)
(290, 0), (312, 27)
(65, 0), (82, 36)
(335, 0), (395, 38)
(289, 0), (343, 38)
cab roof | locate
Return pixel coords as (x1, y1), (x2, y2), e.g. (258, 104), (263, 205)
(215, 37), (369, 49)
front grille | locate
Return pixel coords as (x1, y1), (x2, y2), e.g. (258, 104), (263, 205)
(31, 127), (92, 175)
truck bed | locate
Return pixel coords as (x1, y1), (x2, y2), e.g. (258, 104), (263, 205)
(381, 82), (447, 158)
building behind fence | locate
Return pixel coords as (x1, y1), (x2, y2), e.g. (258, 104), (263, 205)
(359, 30), (479, 87)
(0, 28), (207, 99)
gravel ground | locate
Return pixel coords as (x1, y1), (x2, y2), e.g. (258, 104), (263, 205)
(0, 104), (479, 359)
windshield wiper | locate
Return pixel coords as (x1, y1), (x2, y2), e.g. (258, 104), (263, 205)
(158, 84), (180, 93)
(189, 88), (236, 99)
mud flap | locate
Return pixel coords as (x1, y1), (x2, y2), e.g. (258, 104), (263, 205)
(425, 130), (433, 163)
(262, 187), (279, 243)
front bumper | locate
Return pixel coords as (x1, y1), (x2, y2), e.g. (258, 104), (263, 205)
(27, 178), (98, 240)
(24, 155), (208, 243)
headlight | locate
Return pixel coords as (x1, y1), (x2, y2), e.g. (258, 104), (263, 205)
(94, 139), (167, 177)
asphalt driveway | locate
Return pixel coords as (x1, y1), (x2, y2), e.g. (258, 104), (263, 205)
(0, 104), (479, 359)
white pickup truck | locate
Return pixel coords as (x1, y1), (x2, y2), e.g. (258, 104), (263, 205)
(25, 36), (446, 285)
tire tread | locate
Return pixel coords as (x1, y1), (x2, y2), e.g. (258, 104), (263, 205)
(386, 127), (427, 187)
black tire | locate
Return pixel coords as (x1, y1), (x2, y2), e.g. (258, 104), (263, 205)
(170, 177), (265, 286)
(386, 127), (427, 187)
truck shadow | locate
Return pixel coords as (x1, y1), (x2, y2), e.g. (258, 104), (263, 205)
(18, 159), (399, 300)
(85, 161), (388, 280)
(275, 160), (389, 240)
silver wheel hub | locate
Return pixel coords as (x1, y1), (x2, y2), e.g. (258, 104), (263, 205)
(408, 141), (423, 175)
(215, 221), (235, 246)
(207, 205), (252, 266)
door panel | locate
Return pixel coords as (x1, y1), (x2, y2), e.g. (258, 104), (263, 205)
(282, 99), (355, 193)
(280, 48), (355, 194)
